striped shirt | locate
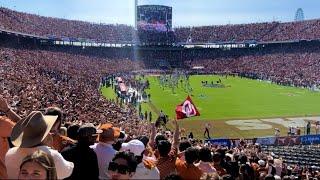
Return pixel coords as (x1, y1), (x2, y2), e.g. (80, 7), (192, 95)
(156, 147), (178, 179)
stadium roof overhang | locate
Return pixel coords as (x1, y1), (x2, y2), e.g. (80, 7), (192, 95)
(0, 28), (48, 40)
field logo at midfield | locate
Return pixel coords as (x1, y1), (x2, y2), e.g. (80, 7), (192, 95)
(226, 117), (320, 130)
(226, 120), (272, 130)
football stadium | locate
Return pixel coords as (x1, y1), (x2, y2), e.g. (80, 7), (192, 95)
(1, 0), (320, 179)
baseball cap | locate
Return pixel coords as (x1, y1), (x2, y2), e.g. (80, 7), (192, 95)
(121, 139), (145, 156)
(258, 160), (266, 166)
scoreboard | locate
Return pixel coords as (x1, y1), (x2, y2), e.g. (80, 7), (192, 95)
(137, 5), (172, 32)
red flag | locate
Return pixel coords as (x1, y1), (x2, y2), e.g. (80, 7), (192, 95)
(175, 95), (200, 120)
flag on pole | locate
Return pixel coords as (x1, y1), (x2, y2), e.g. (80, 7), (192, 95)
(175, 95), (200, 120)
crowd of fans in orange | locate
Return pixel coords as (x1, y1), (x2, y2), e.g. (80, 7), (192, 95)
(188, 47), (320, 88)
(1, 45), (320, 179)
(2, 7), (320, 44)
(1, 6), (320, 180)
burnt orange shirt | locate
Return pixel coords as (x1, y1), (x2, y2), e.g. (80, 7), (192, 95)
(0, 117), (15, 179)
(0, 159), (7, 179)
(176, 159), (202, 180)
(51, 133), (76, 152)
(156, 147), (178, 179)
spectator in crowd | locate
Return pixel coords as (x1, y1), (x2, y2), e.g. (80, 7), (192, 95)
(238, 154), (255, 180)
(196, 147), (216, 174)
(67, 124), (80, 140)
(107, 151), (138, 180)
(176, 147), (202, 180)
(177, 140), (192, 161)
(90, 123), (120, 179)
(61, 123), (101, 180)
(0, 95), (21, 123)
(44, 107), (76, 152)
(0, 116), (14, 179)
(212, 152), (227, 176)
(121, 139), (160, 179)
(18, 150), (57, 180)
(5, 111), (74, 179)
(0, 96), (21, 178)
(155, 120), (180, 179)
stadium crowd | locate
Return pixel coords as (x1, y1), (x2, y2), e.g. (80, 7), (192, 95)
(2, 7), (320, 44)
(175, 20), (320, 43)
(187, 46), (320, 88)
(0, 45), (320, 180)
(0, 7), (134, 43)
(2, 5), (320, 180)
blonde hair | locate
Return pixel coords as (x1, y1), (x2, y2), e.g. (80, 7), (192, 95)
(20, 150), (57, 180)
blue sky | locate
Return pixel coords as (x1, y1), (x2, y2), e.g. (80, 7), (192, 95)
(1, 0), (320, 27)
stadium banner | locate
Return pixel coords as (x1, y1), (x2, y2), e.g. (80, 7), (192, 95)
(300, 134), (320, 145)
(205, 139), (231, 148)
(205, 135), (320, 147)
(231, 138), (255, 147)
(255, 137), (277, 145)
(275, 136), (300, 146)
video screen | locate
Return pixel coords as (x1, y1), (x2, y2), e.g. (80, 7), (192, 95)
(137, 5), (172, 32)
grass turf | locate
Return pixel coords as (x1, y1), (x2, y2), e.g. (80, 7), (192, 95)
(145, 75), (320, 120)
(101, 75), (320, 138)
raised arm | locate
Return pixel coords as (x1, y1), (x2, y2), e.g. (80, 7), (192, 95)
(0, 95), (21, 123)
(148, 122), (156, 149)
(172, 119), (180, 148)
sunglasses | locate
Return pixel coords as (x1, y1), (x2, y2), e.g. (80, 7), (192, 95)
(108, 162), (131, 175)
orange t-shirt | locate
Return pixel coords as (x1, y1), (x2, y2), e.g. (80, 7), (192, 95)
(0, 117), (14, 161)
(156, 147), (178, 179)
(0, 159), (7, 179)
(0, 117), (15, 179)
(50, 133), (76, 152)
(176, 159), (202, 180)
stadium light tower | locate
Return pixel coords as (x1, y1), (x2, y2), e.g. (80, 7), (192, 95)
(134, 0), (138, 29)
(295, 8), (304, 22)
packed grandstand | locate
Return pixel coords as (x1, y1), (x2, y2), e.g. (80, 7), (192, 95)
(1, 5), (320, 180)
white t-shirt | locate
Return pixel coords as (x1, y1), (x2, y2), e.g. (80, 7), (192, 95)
(90, 142), (117, 180)
(5, 145), (74, 179)
(131, 162), (160, 180)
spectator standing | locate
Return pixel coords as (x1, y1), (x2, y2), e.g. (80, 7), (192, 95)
(176, 147), (202, 180)
(196, 147), (216, 174)
(18, 150), (57, 180)
(44, 107), (76, 152)
(156, 120), (180, 179)
(61, 123), (101, 180)
(90, 123), (120, 179)
(107, 151), (138, 180)
(121, 139), (160, 179)
(5, 111), (74, 179)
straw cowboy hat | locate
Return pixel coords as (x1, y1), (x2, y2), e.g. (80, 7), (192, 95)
(11, 111), (58, 148)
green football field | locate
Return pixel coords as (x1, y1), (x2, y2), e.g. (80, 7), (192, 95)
(101, 75), (320, 138)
